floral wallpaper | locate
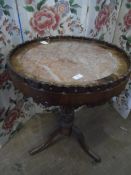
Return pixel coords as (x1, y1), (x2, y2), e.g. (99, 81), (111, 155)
(0, 0), (44, 146)
(112, 0), (131, 118)
(0, 0), (21, 144)
(113, 0), (131, 54)
(86, 0), (122, 42)
(15, 0), (87, 41)
(0, 0), (130, 147)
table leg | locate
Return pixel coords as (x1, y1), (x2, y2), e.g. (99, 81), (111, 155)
(72, 126), (101, 163)
(29, 128), (61, 155)
(29, 107), (101, 163)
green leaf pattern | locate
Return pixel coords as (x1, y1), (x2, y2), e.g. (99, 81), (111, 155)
(23, 0), (82, 36)
(127, 36), (131, 43)
(24, 6), (35, 12)
(0, 0), (5, 7)
(125, 3), (131, 9)
(0, 0), (11, 16)
(24, 0), (81, 15)
(69, 0), (75, 6)
(69, 0), (81, 15)
(118, 1), (131, 55)
(70, 8), (77, 15)
(37, 0), (47, 10)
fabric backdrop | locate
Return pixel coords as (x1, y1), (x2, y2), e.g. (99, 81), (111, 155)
(0, 0), (131, 147)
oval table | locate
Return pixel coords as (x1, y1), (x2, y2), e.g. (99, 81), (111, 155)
(7, 36), (131, 163)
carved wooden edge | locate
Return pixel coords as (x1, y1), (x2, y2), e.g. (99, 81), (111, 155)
(7, 36), (131, 93)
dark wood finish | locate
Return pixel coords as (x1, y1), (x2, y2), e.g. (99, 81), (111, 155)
(8, 36), (131, 94)
(29, 107), (101, 163)
(7, 36), (131, 162)
(7, 69), (129, 107)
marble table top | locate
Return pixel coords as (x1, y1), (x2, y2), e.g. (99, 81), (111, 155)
(11, 39), (128, 87)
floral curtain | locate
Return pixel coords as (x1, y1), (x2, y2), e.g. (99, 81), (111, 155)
(112, 0), (131, 118)
(0, 0), (22, 144)
(0, 0), (130, 147)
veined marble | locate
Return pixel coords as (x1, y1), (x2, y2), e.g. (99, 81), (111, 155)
(11, 40), (128, 86)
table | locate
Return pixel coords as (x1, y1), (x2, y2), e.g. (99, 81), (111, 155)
(7, 36), (131, 163)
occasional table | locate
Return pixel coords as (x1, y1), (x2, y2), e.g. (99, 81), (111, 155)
(7, 36), (131, 163)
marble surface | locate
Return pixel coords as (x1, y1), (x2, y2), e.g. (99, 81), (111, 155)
(11, 40), (128, 86)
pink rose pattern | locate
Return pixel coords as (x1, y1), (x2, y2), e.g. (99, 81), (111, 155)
(0, 0), (32, 146)
(113, 0), (131, 117)
(118, 1), (131, 54)
(2, 99), (24, 132)
(89, 1), (118, 41)
(30, 6), (60, 35)
(124, 9), (131, 30)
(0, 0), (82, 147)
(25, 0), (33, 4)
(3, 108), (20, 131)
(24, 0), (82, 36)
(95, 5), (110, 31)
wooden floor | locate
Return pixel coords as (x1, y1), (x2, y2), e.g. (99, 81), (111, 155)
(0, 104), (131, 175)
